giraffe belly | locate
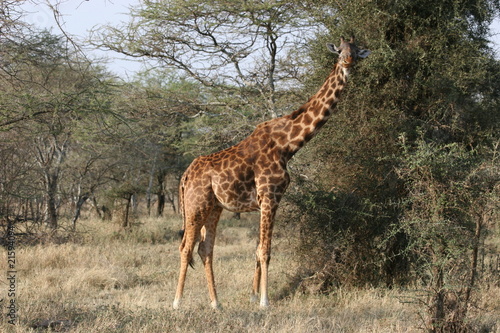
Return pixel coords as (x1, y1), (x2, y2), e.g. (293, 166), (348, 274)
(213, 183), (259, 213)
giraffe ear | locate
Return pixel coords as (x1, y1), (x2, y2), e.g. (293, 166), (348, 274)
(357, 49), (371, 58)
(327, 43), (340, 54)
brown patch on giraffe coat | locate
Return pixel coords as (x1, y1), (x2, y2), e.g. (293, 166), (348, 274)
(282, 121), (292, 133)
(312, 105), (323, 117)
(262, 167), (272, 176)
(290, 124), (303, 138)
(317, 86), (328, 99)
(276, 132), (288, 147)
(302, 113), (313, 126)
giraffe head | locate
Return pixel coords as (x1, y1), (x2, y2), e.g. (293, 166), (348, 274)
(327, 36), (370, 71)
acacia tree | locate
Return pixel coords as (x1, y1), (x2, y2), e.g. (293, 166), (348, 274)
(395, 138), (499, 332)
(1, 1), (41, 224)
(285, 0), (500, 330)
(1, 28), (114, 229)
(92, 0), (318, 122)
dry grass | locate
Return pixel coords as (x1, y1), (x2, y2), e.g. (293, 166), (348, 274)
(1, 213), (498, 332)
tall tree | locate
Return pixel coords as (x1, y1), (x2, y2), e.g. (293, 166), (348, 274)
(1, 29), (113, 228)
(92, 0), (318, 121)
(287, 0), (500, 330)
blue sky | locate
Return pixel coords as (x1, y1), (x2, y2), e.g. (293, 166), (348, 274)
(21, 0), (500, 79)
(22, 0), (143, 78)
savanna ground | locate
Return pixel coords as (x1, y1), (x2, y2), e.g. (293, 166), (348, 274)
(1, 212), (499, 332)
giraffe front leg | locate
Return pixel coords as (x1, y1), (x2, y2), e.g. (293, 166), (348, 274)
(251, 253), (261, 303)
(256, 243), (271, 308)
(254, 204), (276, 308)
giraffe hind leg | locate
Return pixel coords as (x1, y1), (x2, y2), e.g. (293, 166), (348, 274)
(173, 212), (203, 309)
(198, 205), (223, 309)
(177, 229), (194, 268)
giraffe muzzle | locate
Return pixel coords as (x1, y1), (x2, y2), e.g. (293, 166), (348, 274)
(341, 57), (354, 68)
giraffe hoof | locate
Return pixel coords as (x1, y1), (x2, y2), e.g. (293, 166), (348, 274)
(259, 299), (270, 308)
(172, 299), (181, 310)
(211, 301), (222, 310)
(250, 294), (259, 303)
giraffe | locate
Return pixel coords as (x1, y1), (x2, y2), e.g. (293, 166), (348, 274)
(173, 37), (370, 309)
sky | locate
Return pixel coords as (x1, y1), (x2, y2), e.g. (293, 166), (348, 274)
(21, 0), (144, 79)
(21, 0), (500, 80)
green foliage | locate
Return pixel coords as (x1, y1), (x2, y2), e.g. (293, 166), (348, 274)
(396, 138), (484, 269)
(283, 0), (500, 329)
(0, 28), (117, 228)
(284, 181), (401, 290)
(393, 136), (499, 331)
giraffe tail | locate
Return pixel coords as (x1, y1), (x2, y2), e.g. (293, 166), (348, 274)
(178, 172), (195, 269)
(178, 172), (186, 234)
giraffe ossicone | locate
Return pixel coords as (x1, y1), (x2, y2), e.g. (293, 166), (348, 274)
(173, 37), (370, 309)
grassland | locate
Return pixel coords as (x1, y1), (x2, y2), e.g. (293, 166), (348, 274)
(1, 212), (498, 332)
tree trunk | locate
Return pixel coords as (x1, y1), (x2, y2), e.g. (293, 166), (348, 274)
(427, 248), (446, 333)
(72, 194), (89, 230)
(34, 134), (68, 230)
(147, 173), (154, 216)
(156, 171), (166, 216)
(157, 191), (165, 216)
(91, 196), (103, 219)
(45, 172), (58, 229)
(131, 193), (138, 215)
(166, 190), (176, 213)
(464, 209), (490, 311)
(122, 194), (133, 228)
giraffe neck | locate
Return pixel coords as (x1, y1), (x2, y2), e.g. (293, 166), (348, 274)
(285, 63), (349, 154)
